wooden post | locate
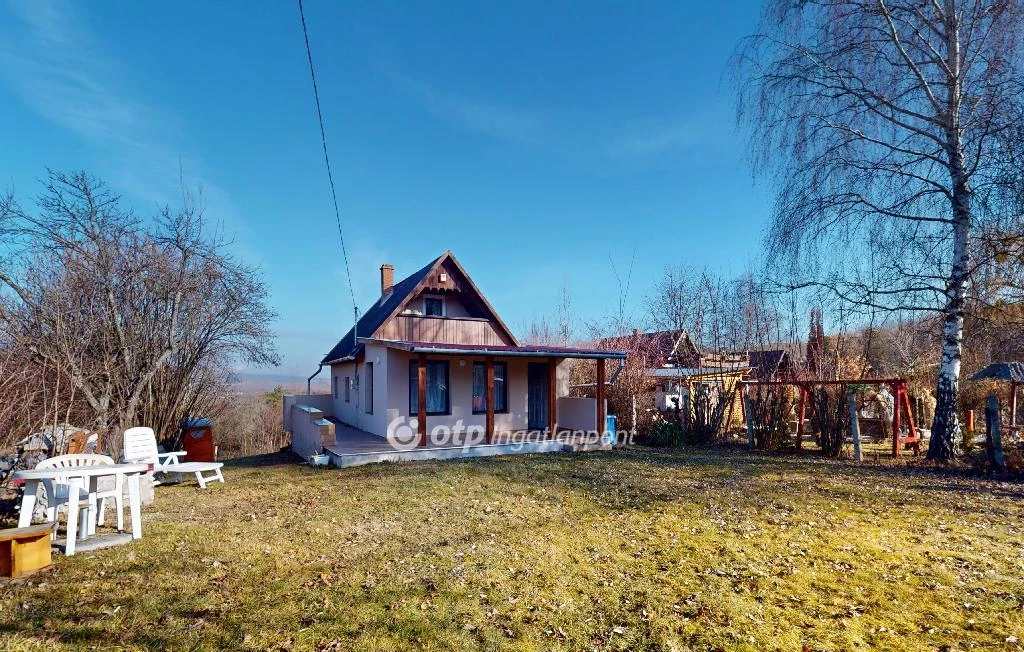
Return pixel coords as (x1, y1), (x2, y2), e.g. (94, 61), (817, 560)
(596, 358), (606, 441)
(900, 384), (920, 455)
(966, 409), (975, 434)
(743, 385), (755, 448)
(1012, 382), (1018, 430)
(547, 358), (557, 440)
(485, 356), (495, 445)
(417, 354), (427, 447)
(891, 381), (902, 458)
(725, 381), (740, 433)
(986, 394), (1006, 471)
(682, 387), (691, 431)
(795, 386), (806, 449)
(631, 394), (637, 442)
(848, 390), (862, 462)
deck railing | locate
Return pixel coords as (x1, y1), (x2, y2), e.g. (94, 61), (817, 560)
(377, 314), (512, 346)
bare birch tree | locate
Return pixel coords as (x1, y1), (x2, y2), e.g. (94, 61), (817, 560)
(735, 0), (1024, 460)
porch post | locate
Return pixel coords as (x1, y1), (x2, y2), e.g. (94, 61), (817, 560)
(418, 354), (427, 447)
(547, 357), (557, 439)
(596, 358), (607, 441)
(485, 356), (495, 445)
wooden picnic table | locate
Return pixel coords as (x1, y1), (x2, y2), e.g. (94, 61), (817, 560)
(12, 463), (148, 556)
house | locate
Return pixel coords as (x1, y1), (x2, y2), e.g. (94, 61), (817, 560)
(284, 251), (626, 466)
(747, 349), (795, 382)
(597, 328), (700, 369)
(598, 328), (792, 431)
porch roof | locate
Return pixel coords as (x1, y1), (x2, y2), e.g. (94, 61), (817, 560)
(647, 366), (753, 379)
(360, 338), (627, 360)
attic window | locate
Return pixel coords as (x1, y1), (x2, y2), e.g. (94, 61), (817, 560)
(424, 296), (444, 317)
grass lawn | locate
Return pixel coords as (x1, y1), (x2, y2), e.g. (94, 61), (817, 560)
(2, 446), (1024, 651)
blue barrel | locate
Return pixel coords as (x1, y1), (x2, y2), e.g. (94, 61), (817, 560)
(605, 415), (617, 439)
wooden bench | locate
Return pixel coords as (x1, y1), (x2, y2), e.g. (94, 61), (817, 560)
(0, 523), (56, 578)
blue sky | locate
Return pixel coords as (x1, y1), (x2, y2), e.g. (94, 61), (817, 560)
(0, 0), (770, 377)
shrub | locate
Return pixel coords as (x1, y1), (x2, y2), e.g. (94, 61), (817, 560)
(810, 386), (850, 458)
(646, 419), (687, 447)
(747, 385), (795, 451)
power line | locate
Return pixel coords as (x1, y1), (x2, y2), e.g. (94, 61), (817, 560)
(297, 0), (358, 317)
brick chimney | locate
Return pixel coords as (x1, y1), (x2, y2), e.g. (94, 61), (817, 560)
(380, 264), (394, 295)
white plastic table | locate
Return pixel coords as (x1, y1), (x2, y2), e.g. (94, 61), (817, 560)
(13, 463), (148, 556)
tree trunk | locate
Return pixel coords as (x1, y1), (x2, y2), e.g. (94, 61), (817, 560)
(928, 167), (969, 461)
(928, 4), (968, 463)
(929, 299), (964, 460)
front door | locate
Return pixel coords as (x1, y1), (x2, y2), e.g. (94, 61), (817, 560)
(527, 363), (548, 431)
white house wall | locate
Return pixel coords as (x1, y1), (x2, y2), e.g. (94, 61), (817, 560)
(329, 361), (358, 428)
(330, 352), (581, 437)
(385, 351), (577, 435)
(401, 294), (470, 318)
(329, 343), (392, 437)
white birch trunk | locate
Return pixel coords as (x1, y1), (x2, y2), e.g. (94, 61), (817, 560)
(928, 3), (969, 462)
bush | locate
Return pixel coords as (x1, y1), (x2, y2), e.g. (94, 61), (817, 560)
(646, 419), (688, 447)
(747, 385), (795, 451)
(810, 386), (850, 458)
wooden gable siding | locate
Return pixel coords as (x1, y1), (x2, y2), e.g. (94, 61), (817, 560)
(377, 314), (514, 346)
(417, 258), (468, 294)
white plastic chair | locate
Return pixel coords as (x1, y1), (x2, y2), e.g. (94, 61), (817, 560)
(122, 426), (224, 488)
(122, 426), (186, 482)
(35, 454), (120, 541)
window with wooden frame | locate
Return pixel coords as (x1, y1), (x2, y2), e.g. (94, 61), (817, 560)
(423, 296), (444, 317)
(409, 360), (450, 415)
(332, 375), (338, 399)
(344, 376), (350, 402)
(472, 362), (508, 414)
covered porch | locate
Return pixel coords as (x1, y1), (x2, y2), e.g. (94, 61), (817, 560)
(366, 339), (626, 448)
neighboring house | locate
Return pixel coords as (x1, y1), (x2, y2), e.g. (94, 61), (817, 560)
(649, 366), (751, 418)
(747, 349), (795, 382)
(603, 328), (791, 426)
(292, 251), (625, 456)
(598, 328), (700, 369)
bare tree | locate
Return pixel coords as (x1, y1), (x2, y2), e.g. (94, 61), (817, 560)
(735, 1), (1024, 460)
(0, 171), (279, 450)
(555, 282), (573, 347)
(647, 265), (697, 334)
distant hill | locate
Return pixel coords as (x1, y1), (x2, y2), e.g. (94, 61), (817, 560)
(231, 371), (329, 395)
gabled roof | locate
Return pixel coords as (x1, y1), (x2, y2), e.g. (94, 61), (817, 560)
(748, 349), (790, 381)
(647, 366), (753, 379)
(970, 362), (1024, 382)
(597, 329), (699, 367)
(320, 251), (518, 364)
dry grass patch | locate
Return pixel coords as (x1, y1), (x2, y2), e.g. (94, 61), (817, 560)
(1, 448), (1023, 650)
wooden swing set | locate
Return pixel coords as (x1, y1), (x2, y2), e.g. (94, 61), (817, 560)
(740, 378), (922, 457)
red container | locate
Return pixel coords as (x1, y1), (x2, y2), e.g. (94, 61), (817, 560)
(181, 418), (216, 462)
